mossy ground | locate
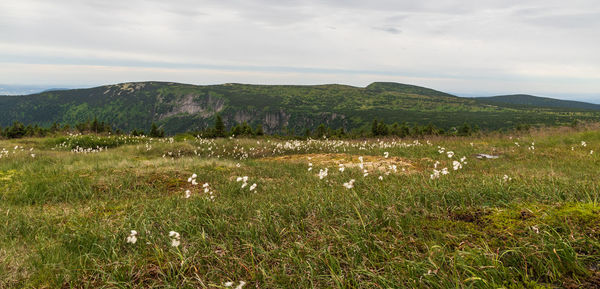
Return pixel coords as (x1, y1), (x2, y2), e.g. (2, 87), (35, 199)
(0, 127), (599, 288)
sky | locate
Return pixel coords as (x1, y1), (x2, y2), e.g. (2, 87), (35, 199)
(1, 0), (599, 102)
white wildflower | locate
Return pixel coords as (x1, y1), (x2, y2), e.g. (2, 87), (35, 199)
(343, 179), (355, 189)
(441, 168), (449, 175)
(249, 183), (257, 191)
(169, 231), (181, 247)
(446, 151), (454, 158)
(383, 152), (389, 158)
(452, 160), (462, 170)
(378, 176), (383, 180)
(126, 230), (138, 244)
(430, 169), (440, 179)
(581, 141), (587, 147)
(185, 189), (191, 198)
(318, 168), (328, 179)
(338, 164), (345, 172)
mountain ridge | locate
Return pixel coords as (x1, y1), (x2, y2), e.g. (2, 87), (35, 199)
(475, 94), (600, 110)
(1, 81), (599, 134)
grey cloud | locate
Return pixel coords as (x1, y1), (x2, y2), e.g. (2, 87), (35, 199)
(520, 12), (600, 29)
(373, 26), (402, 34)
(0, 0), (599, 98)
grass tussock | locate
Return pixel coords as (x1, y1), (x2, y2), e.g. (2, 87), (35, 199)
(0, 126), (599, 288)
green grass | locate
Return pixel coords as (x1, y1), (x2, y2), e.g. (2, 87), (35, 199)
(0, 126), (599, 288)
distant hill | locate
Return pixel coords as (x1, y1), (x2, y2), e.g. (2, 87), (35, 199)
(0, 81), (599, 134)
(476, 94), (600, 110)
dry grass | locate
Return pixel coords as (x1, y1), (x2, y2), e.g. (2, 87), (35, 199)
(261, 153), (418, 173)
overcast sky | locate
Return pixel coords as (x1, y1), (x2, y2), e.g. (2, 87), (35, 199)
(1, 0), (599, 101)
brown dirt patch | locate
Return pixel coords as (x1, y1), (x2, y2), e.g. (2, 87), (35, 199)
(261, 153), (416, 173)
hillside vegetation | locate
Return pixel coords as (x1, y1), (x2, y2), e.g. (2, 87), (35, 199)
(1, 82), (599, 135)
(476, 94), (600, 110)
(0, 125), (599, 288)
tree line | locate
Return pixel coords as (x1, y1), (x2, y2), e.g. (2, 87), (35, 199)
(0, 114), (504, 140)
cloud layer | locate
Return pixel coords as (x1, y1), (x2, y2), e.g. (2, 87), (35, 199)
(1, 0), (599, 101)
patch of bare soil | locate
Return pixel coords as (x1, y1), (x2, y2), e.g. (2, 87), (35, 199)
(261, 153), (416, 173)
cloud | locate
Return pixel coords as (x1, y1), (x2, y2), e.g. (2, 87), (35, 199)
(0, 0), (598, 101)
(373, 26), (402, 34)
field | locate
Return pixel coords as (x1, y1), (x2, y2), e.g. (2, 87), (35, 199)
(1, 126), (599, 288)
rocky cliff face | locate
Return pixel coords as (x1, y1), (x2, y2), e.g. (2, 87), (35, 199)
(158, 94), (225, 120)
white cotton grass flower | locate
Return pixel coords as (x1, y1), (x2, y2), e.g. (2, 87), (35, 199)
(363, 169), (369, 177)
(169, 231), (181, 247)
(187, 173), (198, 185)
(433, 161), (440, 169)
(441, 168), (449, 175)
(318, 168), (328, 179)
(581, 141), (587, 147)
(590, 150), (594, 155)
(503, 174), (512, 182)
(452, 161), (462, 170)
(343, 179), (355, 189)
(446, 151), (454, 158)
(126, 230), (138, 244)
(358, 156), (363, 163)
(308, 162), (313, 171)
(430, 169), (440, 180)
(338, 164), (345, 172)
(30, 153), (35, 158)
(185, 189), (191, 199)
(249, 183), (257, 191)
(383, 152), (389, 158)
(237, 176), (249, 188)
(224, 281), (246, 289)
(438, 147), (445, 154)
(378, 175), (384, 181)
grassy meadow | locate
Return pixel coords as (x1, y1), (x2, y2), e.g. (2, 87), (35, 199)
(1, 126), (599, 288)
